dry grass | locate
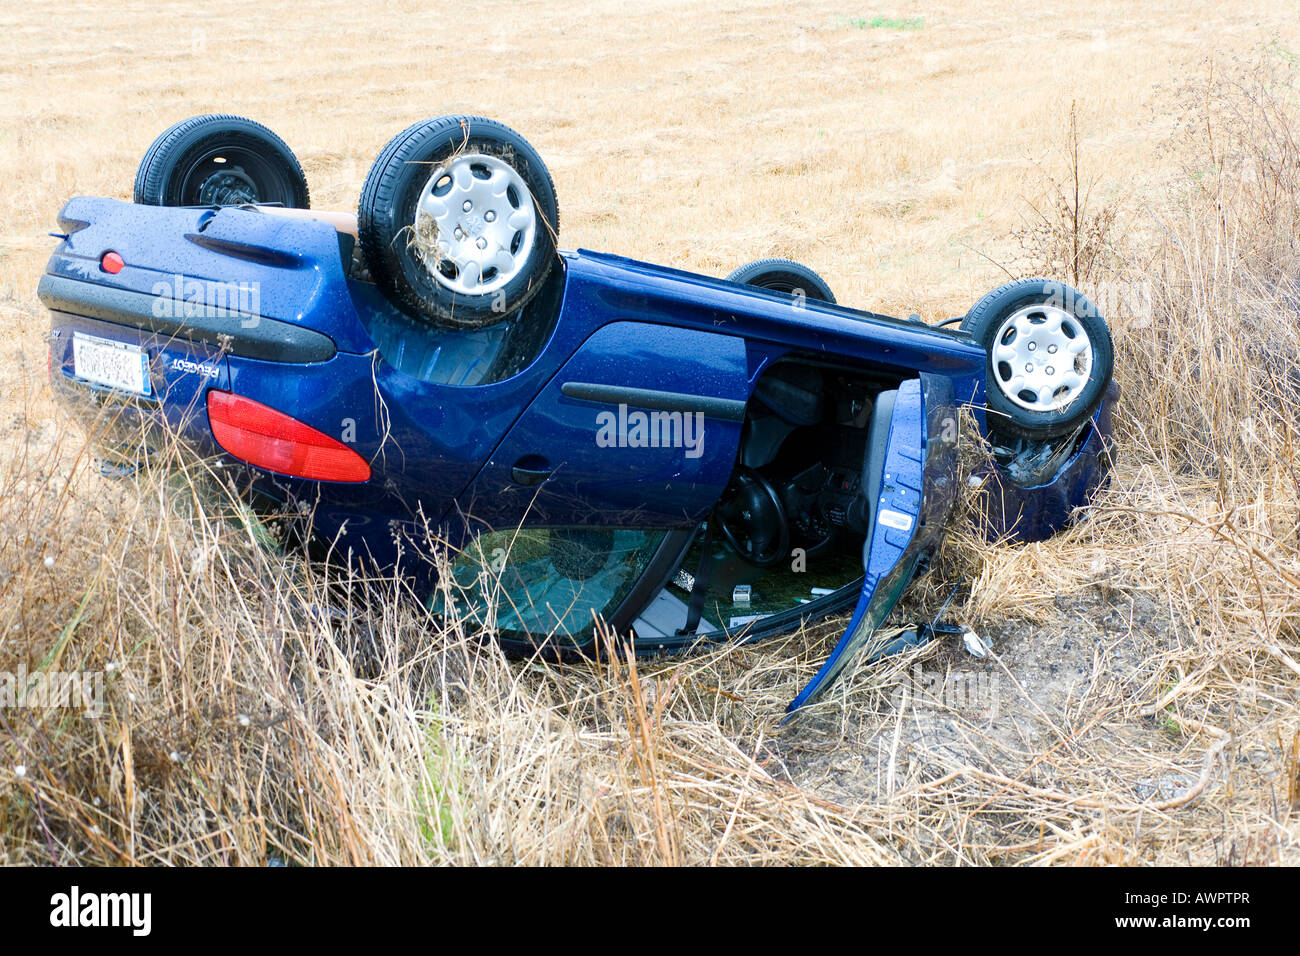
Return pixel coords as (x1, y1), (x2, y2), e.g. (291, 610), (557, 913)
(2, 1), (1299, 865)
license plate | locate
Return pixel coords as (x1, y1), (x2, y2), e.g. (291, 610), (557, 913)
(72, 332), (151, 396)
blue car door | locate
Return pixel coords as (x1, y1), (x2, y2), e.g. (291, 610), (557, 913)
(441, 321), (753, 647)
(785, 375), (957, 714)
(454, 321), (751, 530)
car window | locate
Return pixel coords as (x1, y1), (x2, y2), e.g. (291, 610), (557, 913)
(348, 261), (564, 387)
(434, 527), (667, 645)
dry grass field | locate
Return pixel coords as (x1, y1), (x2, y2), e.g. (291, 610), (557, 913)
(1, 0), (1299, 865)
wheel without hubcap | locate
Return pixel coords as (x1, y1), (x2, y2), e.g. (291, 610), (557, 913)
(726, 258), (836, 304)
(134, 114), (310, 209)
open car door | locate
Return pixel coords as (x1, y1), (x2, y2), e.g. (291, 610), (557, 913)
(785, 375), (958, 715)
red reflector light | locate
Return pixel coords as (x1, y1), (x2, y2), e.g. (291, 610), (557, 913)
(100, 251), (125, 274)
(206, 391), (371, 483)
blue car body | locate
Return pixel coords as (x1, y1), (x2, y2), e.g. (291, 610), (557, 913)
(39, 196), (1117, 712)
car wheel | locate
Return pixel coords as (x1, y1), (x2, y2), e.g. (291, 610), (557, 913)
(726, 258), (836, 304)
(358, 116), (559, 330)
(134, 114), (310, 208)
(962, 278), (1114, 441)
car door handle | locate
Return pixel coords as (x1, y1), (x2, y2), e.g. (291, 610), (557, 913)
(511, 459), (553, 486)
(560, 381), (747, 422)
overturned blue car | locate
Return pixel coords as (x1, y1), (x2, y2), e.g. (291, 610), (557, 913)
(38, 114), (1118, 712)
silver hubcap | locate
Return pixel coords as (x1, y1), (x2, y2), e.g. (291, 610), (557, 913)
(991, 304), (1093, 412)
(414, 153), (536, 296)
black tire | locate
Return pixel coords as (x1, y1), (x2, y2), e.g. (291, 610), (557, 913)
(961, 278), (1114, 440)
(726, 258), (836, 304)
(358, 116), (559, 330)
(134, 114), (310, 208)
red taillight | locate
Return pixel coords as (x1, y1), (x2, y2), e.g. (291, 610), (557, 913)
(206, 391), (371, 483)
(100, 251), (124, 274)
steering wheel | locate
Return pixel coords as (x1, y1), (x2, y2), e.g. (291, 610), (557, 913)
(716, 468), (790, 567)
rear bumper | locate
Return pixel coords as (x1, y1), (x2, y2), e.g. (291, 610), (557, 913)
(47, 309), (228, 468)
(38, 273), (336, 364)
